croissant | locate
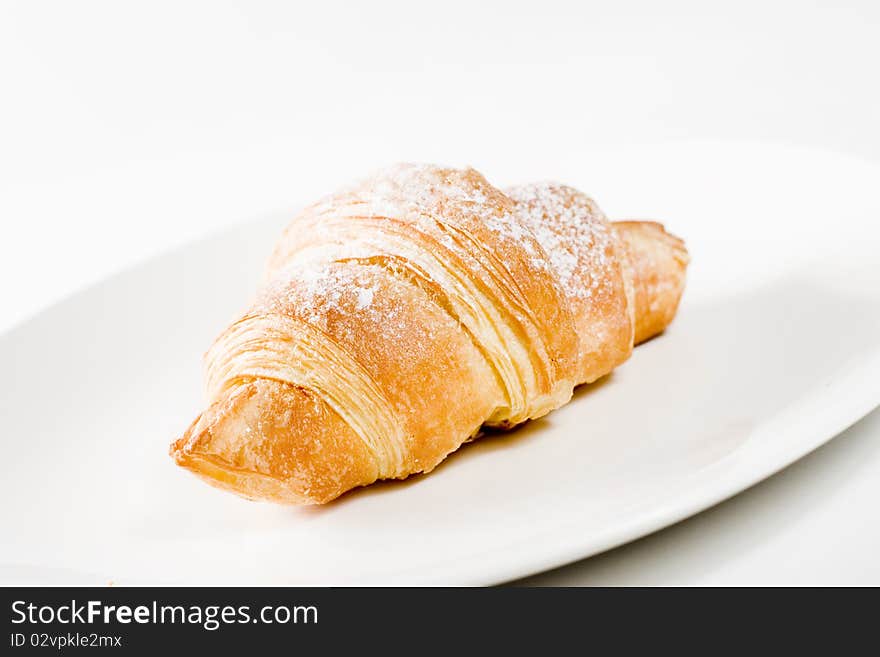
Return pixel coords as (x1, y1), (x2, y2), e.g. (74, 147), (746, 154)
(170, 164), (689, 504)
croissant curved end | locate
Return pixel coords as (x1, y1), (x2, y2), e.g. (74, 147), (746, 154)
(170, 411), (314, 505)
(613, 220), (689, 345)
(170, 378), (378, 505)
(171, 440), (312, 505)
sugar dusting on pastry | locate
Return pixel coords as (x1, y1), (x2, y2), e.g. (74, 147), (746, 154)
(173, 163), (689, 504)
(270, 163), (582, 421)
(506, 182), (614, 303)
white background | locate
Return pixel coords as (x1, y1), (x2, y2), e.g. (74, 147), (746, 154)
(1, 0), (879, 584)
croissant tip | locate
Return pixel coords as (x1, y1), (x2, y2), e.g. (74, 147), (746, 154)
(170, 412), (320, 506)
(614, 219), (690, 265)
(169, 440), (188, 465)
(169, 411), (204, 459)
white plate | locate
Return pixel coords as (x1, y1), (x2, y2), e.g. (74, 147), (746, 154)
(1, 142), (879, 585)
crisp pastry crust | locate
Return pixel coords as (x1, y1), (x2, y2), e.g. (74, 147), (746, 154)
(613, 221), (689, 345)
(170, 165), (689, 504)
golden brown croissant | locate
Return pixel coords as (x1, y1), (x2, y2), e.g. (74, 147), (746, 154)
(170, 165), (689, 504)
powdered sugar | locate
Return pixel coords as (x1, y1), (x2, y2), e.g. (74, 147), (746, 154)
(506, 181), (614, 303)
(272, 167), (620, 331)
(360, 164), (501, 223)
(355, 286), (374, 310)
